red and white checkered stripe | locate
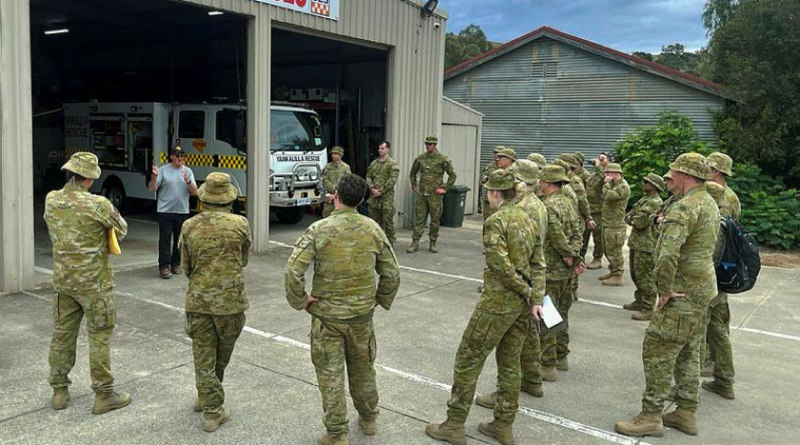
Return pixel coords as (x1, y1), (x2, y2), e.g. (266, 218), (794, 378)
(311, 2), (330, 16)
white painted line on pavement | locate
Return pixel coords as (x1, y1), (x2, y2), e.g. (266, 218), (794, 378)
(580, 299), (623, 309)
(737, 327), (800, 342)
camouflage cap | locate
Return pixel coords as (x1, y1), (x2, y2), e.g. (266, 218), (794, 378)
(497, 147), (518, 161)
(511, 159), (540, 184)
(330, 146), (344, 155)
(61, 152), (101, 180)
(669, 152), (711, 180)
(663, 170), (673, 180)
(574, 152), (586, 163)
(527, 153), (546, 168)
(424, 135), (438, 144)
(707, 152), (734, 176)
(539, 164), (571, 183)
(644, 172), (666, 191)
(198, 172), (239, 204)
(558, 153), (580, 167)
(484, 168), (517, 191)
(604, 163), (623, 174)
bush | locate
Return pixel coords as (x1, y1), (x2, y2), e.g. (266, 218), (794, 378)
(728, 163), (800, 250)
(613, 112), (712, 204)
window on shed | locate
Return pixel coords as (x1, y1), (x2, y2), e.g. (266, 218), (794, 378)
(531, 62), (559, 79)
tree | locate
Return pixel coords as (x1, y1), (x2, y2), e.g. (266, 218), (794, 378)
(632, 51), (654, 62)
(445, 24), (493, 69)
(702, 0), (740, 32)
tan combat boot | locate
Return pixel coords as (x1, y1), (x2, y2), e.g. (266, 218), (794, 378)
(425, 419), (466, 445)
(557, 356), (569, 371)
(92, 391), (132, 415)
(319, 432), (348, 445)
(203, 407), (231, 433)
(52, 387), (70, 410)
(598, 272), (613, 281)
(601, 275), (624, 287)
(632, 310), (652, 321)
(587, 258), (602, 270)
(702, 380), (735, 399)
(406, 240), (419, 253)
(622, 301), (640, 311)
(478, 419), (515, 445)
(662, 408), (698, 435)
(475, 392), (497, 409)
(541, 366), (557, 382)
(429, 240), (438, 253)
(614, 412), (664, 437)
(521, 383), (544, 398)
(359, 417), (377, 436)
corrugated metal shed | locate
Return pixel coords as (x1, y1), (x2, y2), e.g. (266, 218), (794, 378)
(441, 97), (483, 214)
(443, 27), (727, 170)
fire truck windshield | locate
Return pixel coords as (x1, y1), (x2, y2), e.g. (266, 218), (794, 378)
(270, 110), (325, 152)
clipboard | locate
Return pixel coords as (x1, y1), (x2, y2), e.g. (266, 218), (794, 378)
(537, 295), (566, 337)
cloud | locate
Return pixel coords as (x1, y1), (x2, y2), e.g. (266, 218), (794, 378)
(442, 0), (708, 54)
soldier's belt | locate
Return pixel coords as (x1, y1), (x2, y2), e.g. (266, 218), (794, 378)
(313, 310), (374, 325)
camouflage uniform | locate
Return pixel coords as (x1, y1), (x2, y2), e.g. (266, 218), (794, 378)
(625, 177), (664, 313)
(583, 164), (606, 260)
(444, 170), (543, 428)
(45, 155), (128, 395)
(285, 208), (400, 438)
(409, 144), (456, 242)
(601, 168), (631, 277)
(179, 173), (253, 420)
(559, 155), (591, 301)
(366, 155), (400, 244)
(322, 155), (352, 218)
(480, 154), (500, 217)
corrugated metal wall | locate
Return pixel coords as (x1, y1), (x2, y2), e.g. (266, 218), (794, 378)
(441, 97), (483, 214)
(443, 37), (725, 171)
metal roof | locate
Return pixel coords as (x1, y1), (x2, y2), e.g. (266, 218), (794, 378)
(444, 26), (731, 100)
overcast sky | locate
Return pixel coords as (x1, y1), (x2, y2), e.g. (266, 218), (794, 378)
(442, 0), (709, 54)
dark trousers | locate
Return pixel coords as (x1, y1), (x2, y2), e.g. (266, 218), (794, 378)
(158, 213), (189, 268)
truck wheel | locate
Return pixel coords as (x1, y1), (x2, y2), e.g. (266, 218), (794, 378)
(275, 207), (306, 224)
(103, 183), (127, 214)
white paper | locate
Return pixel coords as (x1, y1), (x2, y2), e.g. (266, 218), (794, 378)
(541, 295), (564, 329)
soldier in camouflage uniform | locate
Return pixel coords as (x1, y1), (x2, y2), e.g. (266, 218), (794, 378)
(44, 152), (131, 414)
(574, 152), (591, 185)
(286, 174), (400, 445)
(538, 165), (585, 381)
(426, 169), (545, 445)
(624, 173), (665, 321)
(322, 146), (352, 218)
(483, 147), (516, 221)
(559, 154), (595, 304)
(615, 153), (719, 438)
(599, 163), (631, 286)
(366, 141), (400, 245)
(526, 153), (547, 196)
(408, 135), (457, 254)
(701, 152), (741, 400)
(179, 172), (252, 432)
(584, 153), (609, 269)
(480, 148), (502, 216)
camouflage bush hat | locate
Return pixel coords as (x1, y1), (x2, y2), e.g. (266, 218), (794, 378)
(553, 158), (572, 172)
(484, 168), (517, 191)
(330, 146), (344, 155)
(558, 153), (581, 167)
(669, 152), (711, 180)
(527, 153), (546, 168)
(604, 163), (623, 174)
(644, 173), (666, 191)
(424, 135), (438, 144)
(198, 172), (239, 204)
(539, 164), (571, 183)
(511, 159), (540, 184)
(574, 152), (586, 163)
(497, 147), (518, 161)
(61, 152), (101, 179)
(663, 170), (673, 180)
(493, 146), (502, 154)
(707, 152), (734, 176)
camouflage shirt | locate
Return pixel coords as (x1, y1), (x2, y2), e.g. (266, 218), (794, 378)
(655, 185), (720, 303)
(706, 181), (741, 219)
(409, 150), (456, 196)
(321, 161), (352, 195)
(568, 171), (592, 222)
(602, 178), (631, 228)
(625, 192), (664, 253)
(585, 165), (606, 214)
(513, 188), (547, 304)
(482, 161), (500, 198)
(542, 190), (584, 281)
(285, 208), (400, 321)
(366, 156), (400, 200)
(480, 201), (543, 313)
(179, 207), (252, 315)
(44, 180), (128, 295)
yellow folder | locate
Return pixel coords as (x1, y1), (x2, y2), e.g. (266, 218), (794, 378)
(108, 229), (122, 255)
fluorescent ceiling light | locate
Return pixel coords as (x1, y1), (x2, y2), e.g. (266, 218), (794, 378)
(208, 11), (224, 16)
(44, 28), (70, 35)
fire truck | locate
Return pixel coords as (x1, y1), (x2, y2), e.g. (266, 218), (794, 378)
(63, 101), (327, 223)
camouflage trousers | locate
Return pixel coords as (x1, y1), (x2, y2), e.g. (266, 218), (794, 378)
(368, 196), (396, 245)
(447, 306), (532, 425)
(582, 212), (603, 260)
(541, 279), (573, 366)
(186, 312), (246, 417)
(641, 298), (708, 414)
(630, 250), (657, 312)
(413, 194), (443, 241)
(311, 317), (379, 437)
(602, 226), (627, 276)
(520, 322), (543, 388)
(704, 294), (735, 389)
(49, 292), (117, 393)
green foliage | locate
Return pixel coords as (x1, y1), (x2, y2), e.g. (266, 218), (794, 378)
(613, 112), (712, 204)
(630, 45), (708, 78)
(728, 163), (800, 250)
(445, 24), (493, 70)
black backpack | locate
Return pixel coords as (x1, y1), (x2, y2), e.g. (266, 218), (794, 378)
(716, 216), (761, 294)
